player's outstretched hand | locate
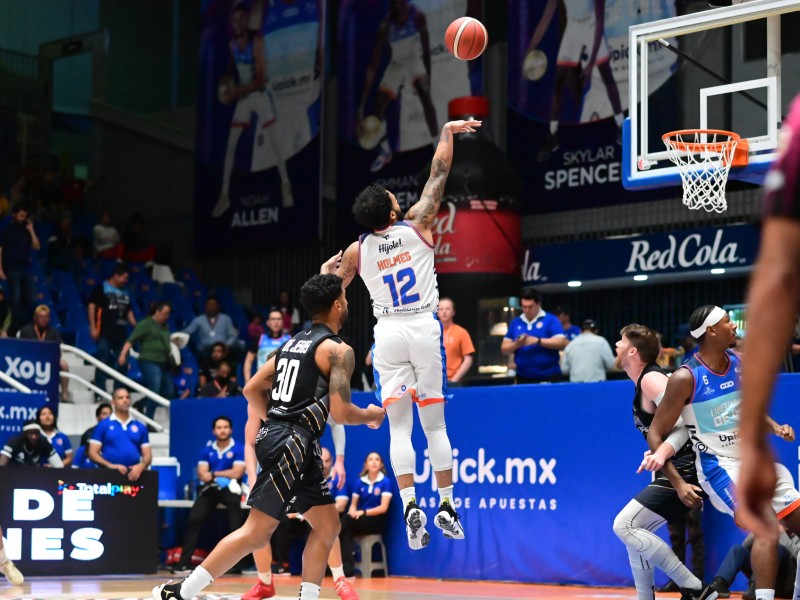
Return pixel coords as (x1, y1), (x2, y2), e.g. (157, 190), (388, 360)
(737, 440), (782, 541)
(321, 250), (343, 275)
(365, 405), (386, 430)
(773, 423), (795, 442)
(637, 449), (665, 474)
(445, 120), (482, 135)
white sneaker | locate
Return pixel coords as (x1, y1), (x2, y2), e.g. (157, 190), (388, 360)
(370, 147), (393, 173)
(434, 500), (465, 540)
(281, 181), (294, 208)
(0, 558), (24, 585)
(404, 501), (430, 550)
(212, 192), (231, 218)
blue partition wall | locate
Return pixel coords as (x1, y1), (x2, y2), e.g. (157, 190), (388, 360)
(170, 376), (800, 587)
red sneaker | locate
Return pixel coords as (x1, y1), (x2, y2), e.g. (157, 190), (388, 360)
(335, 576), (359, 600)
(240, 579), (276, 599)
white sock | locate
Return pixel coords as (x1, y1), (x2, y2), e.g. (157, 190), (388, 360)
(299, 581), (321, 600)
(650, 542), (702, 590)
(400, 487), (417, 511)
(756, 589), (776, 600)
(438, 485), (454, 507)
(615, 113), (624, 126)
(550, 120), (558, 134)
(331, 564), (345, 581)
(0, 548), (6, 563)
(258, 571), (272, 585)
(628, 550), (656, 600)
(180, 566), (214, 599)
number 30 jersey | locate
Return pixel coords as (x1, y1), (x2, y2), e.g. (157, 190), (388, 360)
(267, 324), (340, 436)
(358, 221), (439, 318)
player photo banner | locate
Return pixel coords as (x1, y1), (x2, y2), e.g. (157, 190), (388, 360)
(336, 0), (483, 242)
(508, 0), (679, 213)
(195, 0), (324, 252)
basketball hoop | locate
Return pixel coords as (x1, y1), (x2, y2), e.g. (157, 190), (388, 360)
(662, 129), (749, 213)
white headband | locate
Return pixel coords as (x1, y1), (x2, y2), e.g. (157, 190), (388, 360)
(690, 306), (727, 339)
(23, 423), (42, 433)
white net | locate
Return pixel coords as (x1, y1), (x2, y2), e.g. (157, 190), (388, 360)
(662, 130), (739, 213)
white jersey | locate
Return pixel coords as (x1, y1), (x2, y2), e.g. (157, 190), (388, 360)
(358, 221), (438, 318)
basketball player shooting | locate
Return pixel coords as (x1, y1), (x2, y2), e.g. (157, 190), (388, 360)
(213, 1), (293, 219)
(357, 0), (439, 173)
(321, 118), (480, 550)
(526, 0), (624, 162)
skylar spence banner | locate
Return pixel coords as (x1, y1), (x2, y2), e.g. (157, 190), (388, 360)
(336, 0), (483, 242)
(195, 0), (324, 252)
(508, 0), (678, 213)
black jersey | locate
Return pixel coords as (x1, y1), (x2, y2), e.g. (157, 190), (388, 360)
(266, 323), (340, 437)
(633, 363), (695, 470)
(1, 434), (56, 466)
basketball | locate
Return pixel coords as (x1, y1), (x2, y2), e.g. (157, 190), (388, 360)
(523, 49), (548, 81)
(357, 115), (384, 150)
(445, 17), (488, 61)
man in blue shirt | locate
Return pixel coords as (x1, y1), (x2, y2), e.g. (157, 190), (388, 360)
(501, 288), (567, 384)
(183, 296), (244, 362)
(555, 305), (581, 341)
(88, 388), (152, 481)
(172, 416), (245, 575)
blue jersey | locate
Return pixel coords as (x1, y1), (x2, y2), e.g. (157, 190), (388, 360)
(44, 430), (72, 461)
(505, 311), (565, 378)
(680, 349), (741, 458)
(564, 325), (581, 341)
(90, 414), (150, 467)
(257, 333), (291, 369)
(72, 445), (97, 469)
(198, 439), (245, 487)
(352, 472), (393, 511)
(327, 473), (350, 503)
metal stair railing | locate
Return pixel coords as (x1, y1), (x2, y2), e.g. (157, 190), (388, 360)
(0, 371), (32, 393)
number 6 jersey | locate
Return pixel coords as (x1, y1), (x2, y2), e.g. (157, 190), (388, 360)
(358, 221), (439, 318)
(267, 323), (341, 436)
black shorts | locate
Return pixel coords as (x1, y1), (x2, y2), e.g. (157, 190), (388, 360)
(247, 421), (333, 519)
(634, 470), (706, 522)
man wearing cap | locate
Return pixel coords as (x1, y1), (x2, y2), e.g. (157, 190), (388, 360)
(0, 420), (64, 467)
(560, 319), (615, 382)
(19, 304), (71, 402)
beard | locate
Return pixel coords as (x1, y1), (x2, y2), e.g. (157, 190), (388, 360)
(614, 355), (623, 370)
(394, 208), (406, 222)
(339, 308), (349, 328)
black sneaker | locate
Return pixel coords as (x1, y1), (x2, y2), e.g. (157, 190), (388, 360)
(710, 576), (731, 599)
(434, 500), (465, 540)
(404, 500), (430, 551)
(536, 132), (560, 162)
(657, 581), (680, 593)
(271, 561), (290, 576)
(169, 564), (191, 576)
(680, 584), (718, 600)
(152, 581), (186, 600)
(742, 580), (755, 600)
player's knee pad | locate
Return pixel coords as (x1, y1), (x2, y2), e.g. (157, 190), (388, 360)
(389, 435), (416, 476)
(418, 404), (452, 472)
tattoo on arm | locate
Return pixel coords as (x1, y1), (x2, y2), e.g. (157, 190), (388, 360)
(411, 157), (449, 227)
(329, 347), (355, 404)
(336, 259), (356, 285)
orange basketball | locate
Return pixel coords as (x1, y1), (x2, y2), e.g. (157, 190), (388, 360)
(445, 17), (488, 61)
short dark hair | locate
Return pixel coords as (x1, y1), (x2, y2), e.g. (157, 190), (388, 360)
(300, 274), (343, 317)
(211, 341), (226, 352)
(520, 287), (541, 303)
(620, 324), (660, 364)
(12, 203), (30, 215)
(112, 264), (129, 277)
(689, 304), (719, 344)
(112, 387), (129, 400)
(95, 402), (112, 417)
(555, 305), (570, 317)
(36, 405), (57, 429)
(353, 184), (393, 230)
(213, 415), (233, 429)
(150, 300), (171, 315)
(206, 295), (219, 304)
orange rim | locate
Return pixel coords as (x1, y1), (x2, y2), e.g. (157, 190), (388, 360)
(662, 128), (740, 155)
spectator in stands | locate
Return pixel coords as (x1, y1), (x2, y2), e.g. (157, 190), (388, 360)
(0, 420), (63, 467)
(339, 452), (392, 578)
(437, 297), (475, 387)
(73, 402), (113, 469)
(501, 287), (567, 384)
(323, 447), (350, 514)
(92, 210), (124, 259)
(198, 341), (228, 391)
(122, 212), (157, 263)
(674, 324), (699, 364)
(0, 204), (40, 333)
(47, 213), (82, 274)
(171, 416), (245, 575)
(243, 309), (290, 381)
(19, 305), (71, 402)
(184, 296), (242, 362)
(199, 360), (241, 397)
(88, 388), (151, 481)
(709, 530), (800, 600)
(0, 285), (10, 337)
(276, 290), (300, 334)
(119, 301), (175, 419)
(555, 305), (581, 341)
(560, 319), (616, 382)
(89, 263), (136, 394)
(36, 405), (72, 468)
(246, 311), (265, 346)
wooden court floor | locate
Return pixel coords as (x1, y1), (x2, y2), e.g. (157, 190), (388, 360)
(0, 573), (653, 600)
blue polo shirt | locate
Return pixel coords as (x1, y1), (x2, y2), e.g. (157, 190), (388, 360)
(327, 473), (350, 504)
(352, 472), (393, 511)
(43, 430), (73, 462)
(198, 439), (245, 488)
(564, 325), (581, 341)
(72, 445), (97, 469)
(90, 414), (150, 467)
(505, 310), (565, 379)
